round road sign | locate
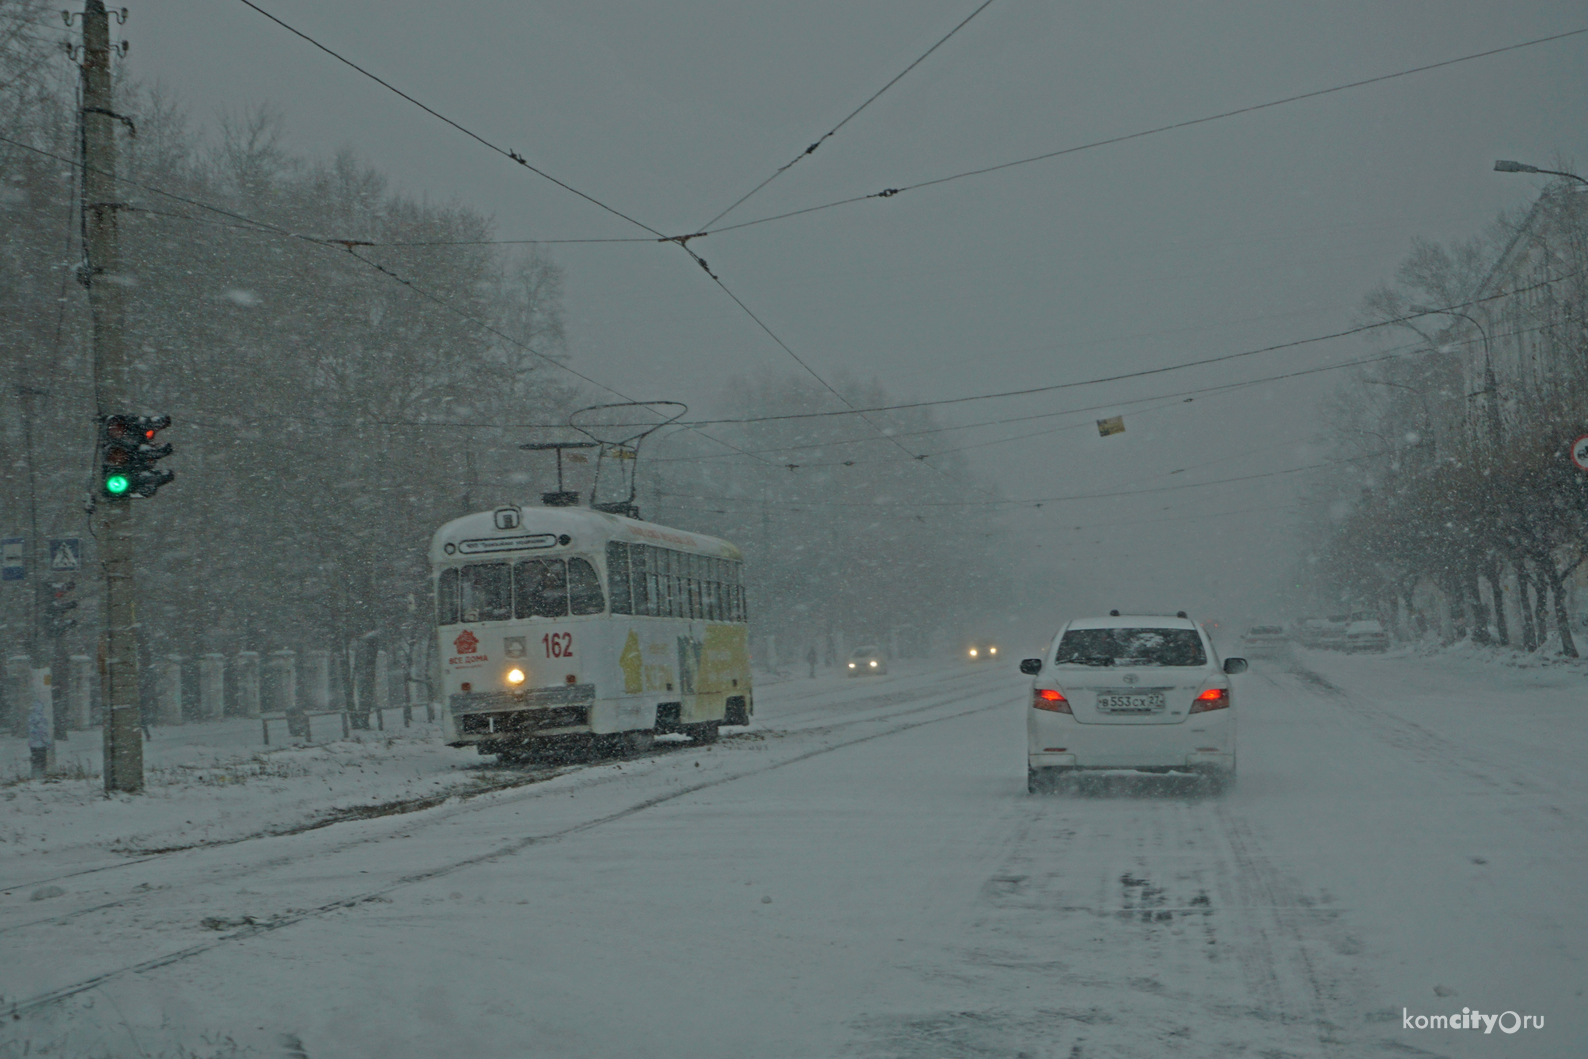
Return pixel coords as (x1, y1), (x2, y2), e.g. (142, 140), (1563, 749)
(1572, 434), (1588, 472)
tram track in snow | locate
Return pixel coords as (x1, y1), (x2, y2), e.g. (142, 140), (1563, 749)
(2, 664), (996, 899)
(6, 676), (1014, 1014)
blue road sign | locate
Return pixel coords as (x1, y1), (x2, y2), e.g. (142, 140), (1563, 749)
(2, 538), (23, 581)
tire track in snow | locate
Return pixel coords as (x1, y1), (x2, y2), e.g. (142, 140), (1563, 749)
(1283, 660), (1579, 829)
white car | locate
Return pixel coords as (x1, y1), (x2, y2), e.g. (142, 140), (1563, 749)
(1022, 613), (1247, 793)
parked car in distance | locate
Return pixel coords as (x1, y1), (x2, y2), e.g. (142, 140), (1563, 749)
(966, 641), (1000, 662)
(1344, 619), (1390, 653)
(1022, 614), (1246, 794)
(1240, 625), (1289, 658)
(846, 646), (888, 676)
(1293, 616), (1324, 647)
(1316, 614), (1352, 651)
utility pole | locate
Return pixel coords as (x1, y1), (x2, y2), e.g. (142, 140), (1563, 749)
(80, 0), (142, 793)
(18, 386), (45, 665)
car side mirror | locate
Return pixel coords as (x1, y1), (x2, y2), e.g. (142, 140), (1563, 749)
(1223, 657), (1248, 674)
(1019, 658), (1043, 675)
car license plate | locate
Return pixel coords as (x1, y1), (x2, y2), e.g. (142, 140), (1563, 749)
(1097, 691), (1165, 713)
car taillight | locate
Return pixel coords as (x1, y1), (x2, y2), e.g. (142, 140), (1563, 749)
(1190, 688), (1229, 713)
(1033, 689), (1071, 714)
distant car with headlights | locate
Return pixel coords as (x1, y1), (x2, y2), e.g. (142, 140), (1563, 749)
(1022, 613), (1246, 793)
(1344, 619), (1390, 653)
(846, 646), (888, 676)
(966, 641), (1000, 662)
(1240, 624), (1289, 658)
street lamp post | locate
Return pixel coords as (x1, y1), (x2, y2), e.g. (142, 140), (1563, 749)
(1494, 160), (1588, 186)
(1410, 305), (1502, 446)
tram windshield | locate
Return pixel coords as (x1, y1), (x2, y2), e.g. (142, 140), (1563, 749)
(437, 563), (512, 624)
(438, 557), (608, 624)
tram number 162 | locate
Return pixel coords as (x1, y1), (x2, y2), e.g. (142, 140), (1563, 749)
(542, 632), (574, 658)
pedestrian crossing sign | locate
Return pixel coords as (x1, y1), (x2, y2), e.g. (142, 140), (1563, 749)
(49, 538), (81, 571)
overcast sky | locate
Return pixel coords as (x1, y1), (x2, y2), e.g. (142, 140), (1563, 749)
(126, 0), (1587, 631)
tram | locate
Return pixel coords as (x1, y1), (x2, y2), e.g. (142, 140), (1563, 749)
(431, 503), (752, 760)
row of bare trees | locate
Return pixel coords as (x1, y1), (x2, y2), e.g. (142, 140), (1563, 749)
(2, 8), (574, 693)
(645, 372), (1015, 663)
(1306, 181), (1588, 655)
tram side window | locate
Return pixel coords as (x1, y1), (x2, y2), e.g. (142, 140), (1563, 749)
(437, 568), (460, 626)
(515, 559), (568, 618)
(459, 563), (512, 622)
(703, 562), (720, 621)
(660, 549), (680, 618)
(606, 542), (633, 614)
(569, 557), (605, 615)
(632, 544), (653, 616)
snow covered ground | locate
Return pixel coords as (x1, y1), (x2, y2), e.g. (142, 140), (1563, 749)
(2, 651), (1582, 1058)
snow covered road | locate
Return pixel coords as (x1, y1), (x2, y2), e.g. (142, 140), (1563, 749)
(3, 652), (1582, 1058)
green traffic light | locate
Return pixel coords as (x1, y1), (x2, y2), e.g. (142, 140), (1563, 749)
(105, 473), (131, 496)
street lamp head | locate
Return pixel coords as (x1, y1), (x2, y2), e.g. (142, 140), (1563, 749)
(1494, 160), (1540, 173)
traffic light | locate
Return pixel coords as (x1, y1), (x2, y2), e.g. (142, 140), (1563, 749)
(100, 414), (174, 498)
(45, 580), (77, 636)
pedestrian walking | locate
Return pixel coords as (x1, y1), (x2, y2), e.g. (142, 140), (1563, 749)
(806, 644), (818, 680)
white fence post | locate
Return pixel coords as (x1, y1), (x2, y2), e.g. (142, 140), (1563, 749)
(6, 654), (31, 737)
(373, 648), (390, 730)
(235, 651), (261, 717)
(159, 655), (185, 725)
(305, 649), (331, 711)
(267, 649), (298, 714)
(199, 653), (225, 720)
(68, 654), (92, 729)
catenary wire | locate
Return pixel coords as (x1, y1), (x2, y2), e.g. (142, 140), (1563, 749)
(661, 270), (1583, 426)
(698, 26), (1588, 240)
(654, 451), (1385, 512)
(698, 0), (997, 230)
(12, 134), (1567, 472)
(232, 0), (666, 239)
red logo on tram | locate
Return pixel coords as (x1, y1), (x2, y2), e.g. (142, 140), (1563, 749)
(454, 630), (479, 655)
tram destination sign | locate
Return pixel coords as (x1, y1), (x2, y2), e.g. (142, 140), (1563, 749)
(458, 533), (560, 555)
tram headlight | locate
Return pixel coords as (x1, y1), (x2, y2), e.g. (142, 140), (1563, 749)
(506, 667), (526, 685)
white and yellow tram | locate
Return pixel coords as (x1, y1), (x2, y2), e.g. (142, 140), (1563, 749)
(431, 505), (752, 760)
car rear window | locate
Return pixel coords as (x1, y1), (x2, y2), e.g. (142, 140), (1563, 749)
(1054, 628), (1207, 667)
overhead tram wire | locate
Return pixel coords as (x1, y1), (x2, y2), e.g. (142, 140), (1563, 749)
(226, 0), (985, 493)
(168, 308), (1534, 449)
(657, 451), (1385, 512)
(695, 26), (1588, 241)
(692, 259), (1002, 497)
(224, 1), (1574, 505)
(697, 0), (998, 231)
(644, 344), (1418, 465)
(660, 270), (1583, 427)
(232, 0), (665, 239)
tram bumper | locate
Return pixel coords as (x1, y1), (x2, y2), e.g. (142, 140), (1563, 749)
(447, 684), (598, 747)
